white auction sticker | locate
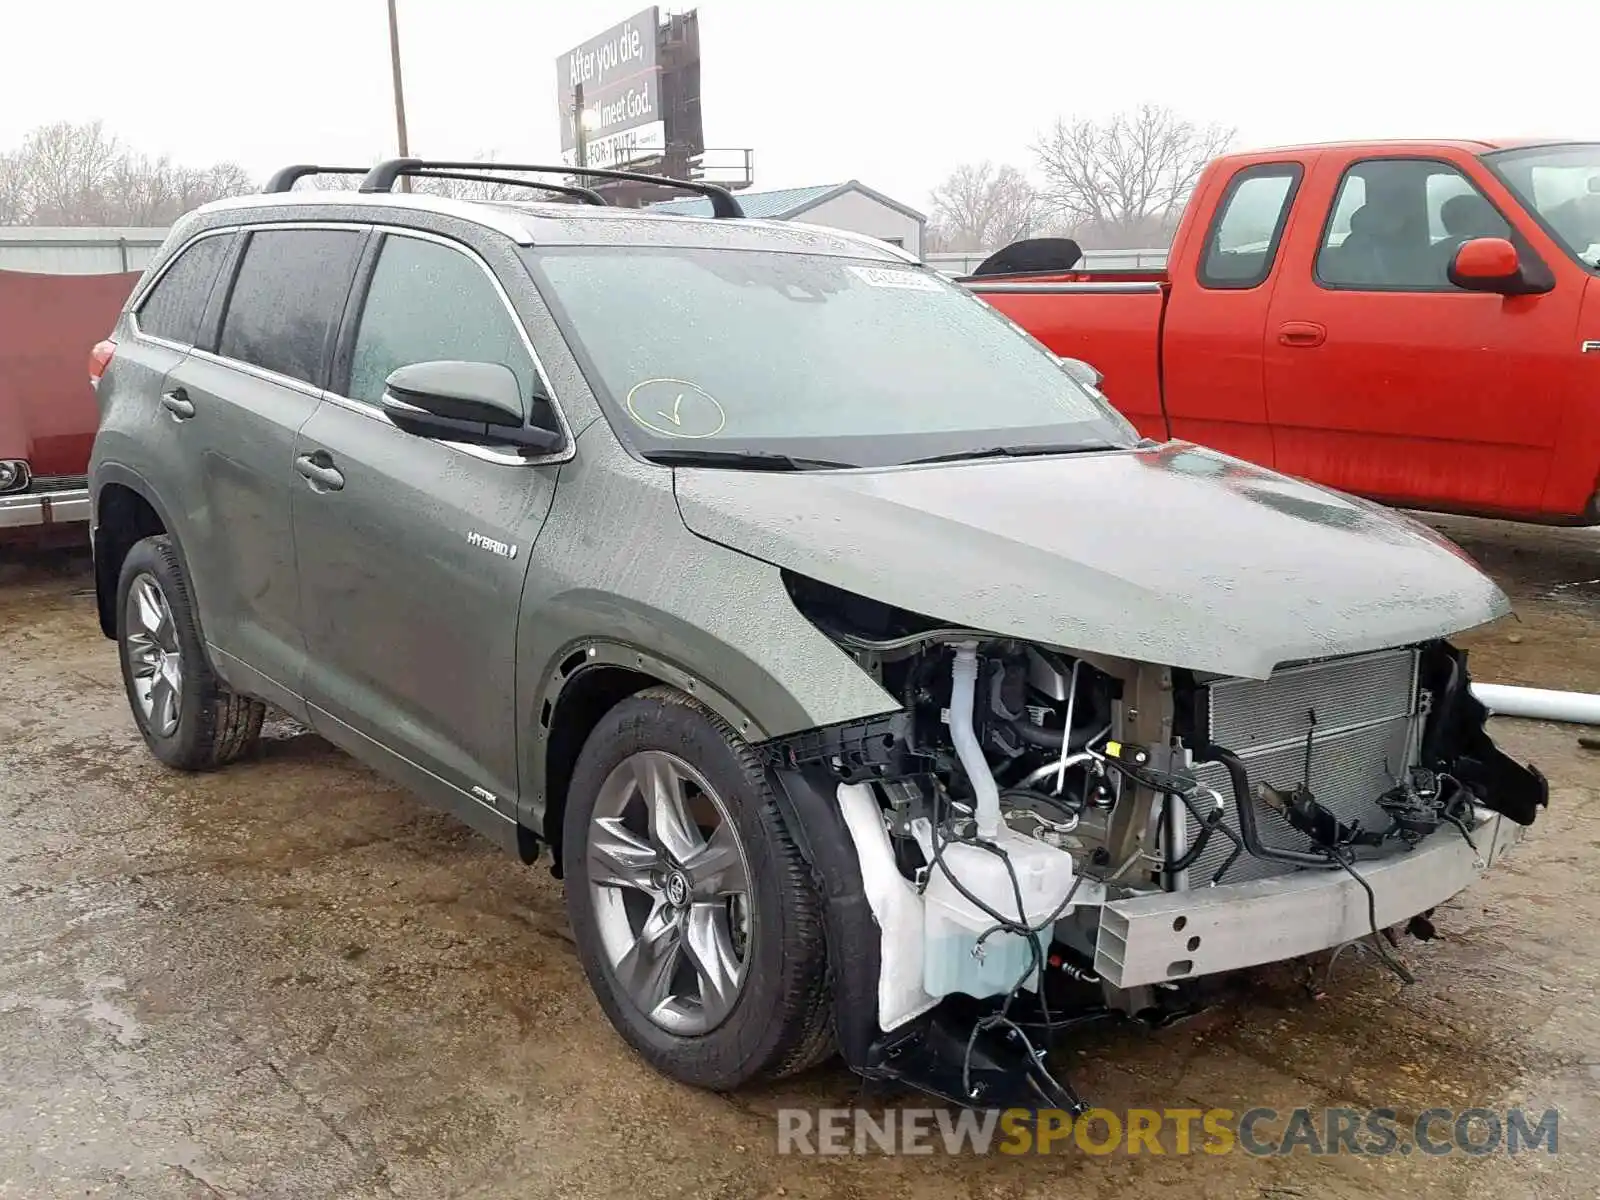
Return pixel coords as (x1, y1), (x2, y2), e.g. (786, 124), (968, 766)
(845, 264), (944, 292)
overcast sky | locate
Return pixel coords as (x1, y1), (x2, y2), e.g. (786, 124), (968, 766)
(4, 0), (1595, 214)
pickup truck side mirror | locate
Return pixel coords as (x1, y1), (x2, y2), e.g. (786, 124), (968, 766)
(381, 360), (564, 454)
(1055, 355), (1105, 391)
(1447, 237), (1554, 297)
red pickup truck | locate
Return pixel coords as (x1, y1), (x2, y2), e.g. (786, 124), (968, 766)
(968, 139), (1600, 525)
(0, 269), (136, 542)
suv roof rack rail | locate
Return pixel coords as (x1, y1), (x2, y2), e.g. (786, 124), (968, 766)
(360, 158), (746, 218)
(263, 165), (372, 193)
(376, 166), (607, 206)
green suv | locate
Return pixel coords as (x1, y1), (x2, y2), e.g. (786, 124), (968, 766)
(87, 158), (1546, 1108)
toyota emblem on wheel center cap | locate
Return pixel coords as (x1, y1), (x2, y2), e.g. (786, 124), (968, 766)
(665, 871), (690, 908)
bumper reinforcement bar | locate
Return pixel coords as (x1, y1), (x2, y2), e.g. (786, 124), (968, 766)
(1093, 807), (1523, 988)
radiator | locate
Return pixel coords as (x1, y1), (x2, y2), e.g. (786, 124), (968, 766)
(1181, 647), (1422, 886)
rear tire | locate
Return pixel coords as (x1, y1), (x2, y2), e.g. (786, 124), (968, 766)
(115, 534), (264, 771)
(562, 686), (835, 1089)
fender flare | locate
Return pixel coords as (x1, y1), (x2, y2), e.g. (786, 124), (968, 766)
(90, 464), (198, 640)
(534, 637), (771, 745)
(524, 637), (773, 847)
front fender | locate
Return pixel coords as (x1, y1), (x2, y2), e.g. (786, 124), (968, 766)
(515, 585), (899, 839)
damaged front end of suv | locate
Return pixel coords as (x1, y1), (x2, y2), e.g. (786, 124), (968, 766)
(520, 237), (1546, 1108)
(755, 569), (1546, 1112)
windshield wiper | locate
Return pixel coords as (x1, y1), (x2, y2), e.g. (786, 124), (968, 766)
(901, 441), (1117, 466)
(638, 447), (855, 471)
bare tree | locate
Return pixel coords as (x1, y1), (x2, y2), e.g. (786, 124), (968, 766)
(1033, 105), (1234, 248)
(20, 120), (124, 223)
(0, 121), (255, 225)
(926, 161), (1041, 253)
(0, 150), (25, 224)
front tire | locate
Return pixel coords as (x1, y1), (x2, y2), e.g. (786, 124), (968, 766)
(563, 686), (835, 1089)
(115, 534), (264, 770)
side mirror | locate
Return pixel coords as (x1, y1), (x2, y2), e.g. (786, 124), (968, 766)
(1447, 237), (1553, 296)
(381, 360), (563, 453)
(1056, 355), (1104, 391)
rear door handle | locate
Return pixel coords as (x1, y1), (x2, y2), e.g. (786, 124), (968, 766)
(1278, 321), (1327, 348)
(160, 388), (195, 419)
(294, 453), (345, 492)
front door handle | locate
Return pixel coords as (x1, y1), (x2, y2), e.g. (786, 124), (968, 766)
(1278, 321), (1327, 348)
(294, 453), (345, 492)
(160, 388), (195, 419)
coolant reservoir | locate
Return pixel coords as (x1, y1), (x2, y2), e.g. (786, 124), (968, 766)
(921, 825), (1078, 999)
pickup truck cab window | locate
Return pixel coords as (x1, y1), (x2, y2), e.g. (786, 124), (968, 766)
(347, 233), (536, 410)
(134, 232), (236, 348)
(1484, 142), (1600, 271)
(1315, 158), (1512, 291)
(1197, 163), (1302, 290)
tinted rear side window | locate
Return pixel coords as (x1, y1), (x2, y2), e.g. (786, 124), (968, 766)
(218, 229), (364, 386)
(136, 233), (235, 346)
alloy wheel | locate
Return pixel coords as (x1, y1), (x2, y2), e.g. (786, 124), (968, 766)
(586, 749), (753, 1036)
(125, 574), (183, 738)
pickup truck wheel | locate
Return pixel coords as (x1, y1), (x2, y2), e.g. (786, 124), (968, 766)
(115, 535), (264, 771)
(563, 686), (835, 1089)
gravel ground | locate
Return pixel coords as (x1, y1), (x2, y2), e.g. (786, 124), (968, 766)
(1, 514), (1596, 1199)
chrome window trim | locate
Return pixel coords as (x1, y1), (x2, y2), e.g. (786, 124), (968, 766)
(129, 218), (575, 469)
(185, 344), (326, 400)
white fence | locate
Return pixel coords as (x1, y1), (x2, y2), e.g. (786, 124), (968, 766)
(0, 228), (168, 275)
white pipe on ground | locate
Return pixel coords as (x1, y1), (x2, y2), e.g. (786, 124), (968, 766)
(1470, 683), (1600, 726)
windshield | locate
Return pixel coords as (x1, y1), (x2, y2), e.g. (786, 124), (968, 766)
(523, 246), (1138, 468)
(1483, 143), (1600, 270)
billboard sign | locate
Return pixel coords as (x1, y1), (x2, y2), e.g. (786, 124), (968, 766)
(556, 7), (663, 167)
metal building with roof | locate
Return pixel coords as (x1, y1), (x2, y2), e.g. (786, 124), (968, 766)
(651, 180), (927, 257)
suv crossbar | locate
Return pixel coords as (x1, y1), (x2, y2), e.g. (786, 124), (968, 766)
(360, 157), (747, 218)
(263, 162), (607, 206)
(263, 165), (373, 193)
(375, 168), (607, 206)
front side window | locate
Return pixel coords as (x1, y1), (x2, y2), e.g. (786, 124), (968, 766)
(1198, 164), (1302, 289)
(217, 229), (364, 386)
(135, 233), (235, 346)
(525, 248), (1137, 468)
(1484, 143), (1600, 272)
(1316, 158), (1511, 290)
(347, 235), (535, 408)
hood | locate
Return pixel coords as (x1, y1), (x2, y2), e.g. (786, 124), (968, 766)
(671, 441), (1510, 679)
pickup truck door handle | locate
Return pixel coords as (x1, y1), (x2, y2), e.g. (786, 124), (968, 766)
(1278, 321), (1328, 348)
(294, 452), (345, 492)
(160, 388), (196, 419)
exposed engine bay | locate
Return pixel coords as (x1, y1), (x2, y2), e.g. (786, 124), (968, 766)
(761, 573), (1549, 1111)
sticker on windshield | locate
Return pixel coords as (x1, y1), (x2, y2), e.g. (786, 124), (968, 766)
(845, 264), (943, 292)
(625, 378), (727, 439)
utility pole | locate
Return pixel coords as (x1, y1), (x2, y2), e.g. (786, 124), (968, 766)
(573, 81), (588, 170)
(386, 0), (412, 192)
